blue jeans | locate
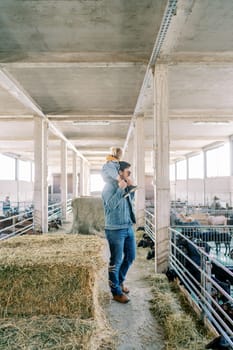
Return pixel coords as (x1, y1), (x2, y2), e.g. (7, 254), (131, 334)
(105, 226), (136, 296)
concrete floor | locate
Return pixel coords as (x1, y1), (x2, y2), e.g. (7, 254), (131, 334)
(101, 244), (165, 350)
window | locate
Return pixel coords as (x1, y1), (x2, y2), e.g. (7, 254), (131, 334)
(206, 143), (230, 177)
(170, 164), (175, 181)
(176, 159), (187, 180)
(0, 154), (15, 180)
(90, 174), (105, 192)
(18, 160), (31, 181)
(188, 153), (204, 179)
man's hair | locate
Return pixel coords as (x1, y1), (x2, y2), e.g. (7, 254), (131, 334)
(119, 161), (131, 171)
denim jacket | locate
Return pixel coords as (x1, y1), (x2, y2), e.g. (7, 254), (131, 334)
(102, 181), (136, 230)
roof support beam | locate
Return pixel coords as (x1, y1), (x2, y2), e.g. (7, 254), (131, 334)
(1, 62), (146, 69)
(159, 52), (233, 65)
(123, 0), (178, 154)
(0, 67), (87, 162)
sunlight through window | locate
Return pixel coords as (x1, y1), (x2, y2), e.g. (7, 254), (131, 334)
(206, 143), (230, 177)
(90, 174), (105, 192)
(18, 160), (31, 181)
(170, 163), (175, 181)
(188, 153), (204, 179)
(176, 159), (187, 180)
(0, 154), (15, 180)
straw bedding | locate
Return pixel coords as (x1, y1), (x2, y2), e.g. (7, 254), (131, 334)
(149, 274), (213, 350)
(0, 234), (112, 349)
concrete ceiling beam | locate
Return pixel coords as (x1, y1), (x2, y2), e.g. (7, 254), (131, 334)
(169, 108), (233, 119)
(0, 67), (87, 162)
(1, 62), (146, 69)
(123, 0), (178, 154)
(159, 52), (233, 65)
(0, 52), (148, 64)
(171, 136), (228, 141)
(0, 114), (132, 122)
(48, 114), (132, 122)
(70, 137), (125, 145)
(0, 115), (33, 120)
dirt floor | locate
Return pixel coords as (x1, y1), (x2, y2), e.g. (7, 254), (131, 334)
(57, 219), (165, 350)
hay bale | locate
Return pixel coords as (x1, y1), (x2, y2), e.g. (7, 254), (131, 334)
(0, 234), (104, 318)
(70, 197), (104, 234)
(0, 234), (115, 349)
(0, 316), (95, 350)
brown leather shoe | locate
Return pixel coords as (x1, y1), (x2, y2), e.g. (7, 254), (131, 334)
(121, 284), (130, 294)
(113, 294), (130, 303)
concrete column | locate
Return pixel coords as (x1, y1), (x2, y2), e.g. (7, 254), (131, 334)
(186, 157), (189, 206)
(72, 152), (78, 198)
(125, 135), (134, 163)
(134, 114), (145, 227)
(85, 162), (90, 195)
(153, 64), (170, 273)
(43, 124), (48, 231)
(230, 136), (233, 176)
(61, 140), (67, 219)
(15, 158), (19, 209)
(79, 158), (84, 196)
(203, 150), (207, 206)
(229, 136), (233, 206)
(174, 161), (177, 203)
(33, 116), (48, 233)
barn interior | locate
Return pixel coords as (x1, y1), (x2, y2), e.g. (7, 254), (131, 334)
(0, 0), (233, 348)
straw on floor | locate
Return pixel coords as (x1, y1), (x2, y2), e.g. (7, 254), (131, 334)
(149, 274), (213, 350)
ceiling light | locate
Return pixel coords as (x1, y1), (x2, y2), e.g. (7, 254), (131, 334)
(192, 121), (230, 125)
(72, 121), (110, 126)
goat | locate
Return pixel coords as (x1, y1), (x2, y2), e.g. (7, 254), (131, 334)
(207, 214), (227, 226)
(180, 226), (231, 255)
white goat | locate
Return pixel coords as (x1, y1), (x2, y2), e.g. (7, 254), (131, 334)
(206, 214), (227, 226)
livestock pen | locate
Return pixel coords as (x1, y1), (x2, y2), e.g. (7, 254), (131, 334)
(145, 208), (233, 348)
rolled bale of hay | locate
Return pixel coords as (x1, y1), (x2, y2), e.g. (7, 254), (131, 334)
(70, 197), (104, 235)
(0, 234), (105, 319)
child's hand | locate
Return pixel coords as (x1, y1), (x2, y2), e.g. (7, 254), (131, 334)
(118, 179), (127, 189)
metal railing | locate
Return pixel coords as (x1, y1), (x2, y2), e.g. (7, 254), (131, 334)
(0, 210), (33, 241)
(143, 209), (233, 346)
(0, 199), (73, 240)
(169, 227), (233, 347)
(67, 198), (72, 215)
(0, 201), (33, 216)
(48, 202), (62, 223)
(144, 209), (155, 242)
(170, 201), (233, 218)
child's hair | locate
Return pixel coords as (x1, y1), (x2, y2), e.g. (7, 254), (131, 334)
(110, 147), (122, 160)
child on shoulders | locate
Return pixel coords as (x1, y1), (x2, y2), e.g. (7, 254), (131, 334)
(101, 147), (137, 198)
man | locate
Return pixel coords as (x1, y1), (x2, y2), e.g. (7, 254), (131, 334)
(102, 161), (136, 304)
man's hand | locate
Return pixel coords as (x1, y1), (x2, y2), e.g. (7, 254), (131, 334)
(118, 179), (127, 189)
(125, 178), (133, 186)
